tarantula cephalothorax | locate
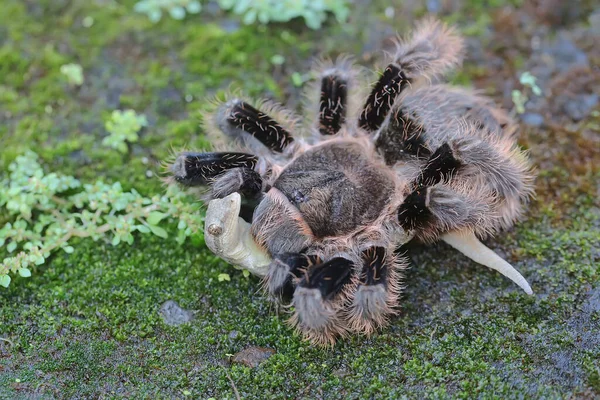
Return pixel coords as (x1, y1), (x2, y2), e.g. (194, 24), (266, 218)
(167, 19), (535, 345)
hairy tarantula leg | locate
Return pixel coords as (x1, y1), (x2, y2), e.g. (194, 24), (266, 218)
(211, 167), (263, 199)
(447, 136), (533, 200)
(359, 64), (409, 132)
(397, 187), (431, 231)
(375, 107), (431, 165)
(359, 19), (464, 132)
(291, 257), (355, 346)
(397, 187), (532, 294)
(442, 230), (533, 295)
(204, 193), (271, 276)
(415, 142), (462, 187)
(398, 184), (493, 241)
(265, 253), (319, 300)
(346, 247), (403, 334)
(169, 152), (257, 186)
(217, 99), (294, 153)
(318, 72), (348, 135)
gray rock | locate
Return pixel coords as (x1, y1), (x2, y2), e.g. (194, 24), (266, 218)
(231, 347), (276, 368)
(547, 34), (588, 72)
(520, 112), (545, 127)
(589, 11), (600, 36)
(159, 300), (194, 326)
(563, 94), (598, 121)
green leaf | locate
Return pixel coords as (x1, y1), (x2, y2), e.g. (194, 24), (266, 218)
(18, 268), (31, 277)
(7, 242), (17, 253)
(0, 275), (11, 288)
(63, 246), (74, 254)
(169, 6), (185, 20)
(147, 212), (167, 225)
(123, 233), (134, 244)
(217, 273), (231, 282)
(291, 72), (303, 87)
(150, 225), (168, 239)
(136, 225), (151, 233)
(186, 1), (201, 13)
(176, 229), (187, 245)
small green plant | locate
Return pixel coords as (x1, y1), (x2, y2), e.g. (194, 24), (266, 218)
(60, 63), (84, 86)
(0, 151), (204, 288)
(512, 71), (542, 114)
(218, 0), (349, 29)
(134, 0), (202, 22)
(133, 0), (349, 29)
(103, 109), (148, 153)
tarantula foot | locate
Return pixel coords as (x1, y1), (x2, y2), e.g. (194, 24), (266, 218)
(290, 287), (347, 346)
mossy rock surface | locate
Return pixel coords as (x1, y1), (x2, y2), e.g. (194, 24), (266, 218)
(1, 0), (599, 398)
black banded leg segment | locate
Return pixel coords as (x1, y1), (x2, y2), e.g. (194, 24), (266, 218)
(298, 257), (354, 300)
(375, 107), (431, 165)
(226, 100), (294, 153)
(291, 257), (355, 345)
(359, 65), (409, 132)
(266, 253), (319, 300)
(398, 184), (492, 243)
(170, 152), (257, 186)
(359, 247), (388, 286)
(211, 167), (263, 199)
(319, 74), (348, 135)
(416, 143), (462, 186)
(348, 247), (400, 333)
(398, 187), (432, 231)
(397, 143), (463, 231)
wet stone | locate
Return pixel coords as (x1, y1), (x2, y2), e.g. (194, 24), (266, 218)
(231, 347), (276, 368)
(563, 94), (598, 121)
(520, 113), (545, 127)
(159, 300), (194, 326)
(546, 34), (588, 72)
(590, 11), (600, 36)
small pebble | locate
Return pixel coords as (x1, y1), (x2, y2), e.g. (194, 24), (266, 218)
(590, 11), (600, 36)
(159, 300), (194, 326)
(564, 94), (598, 121)
(426, 0), (441, 13)
(231, 347), (275, 368)
(520, 113), (544, 127)
(549, 35), (588, 72)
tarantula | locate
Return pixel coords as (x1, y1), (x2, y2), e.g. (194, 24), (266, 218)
(166, 19), (535, 345)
